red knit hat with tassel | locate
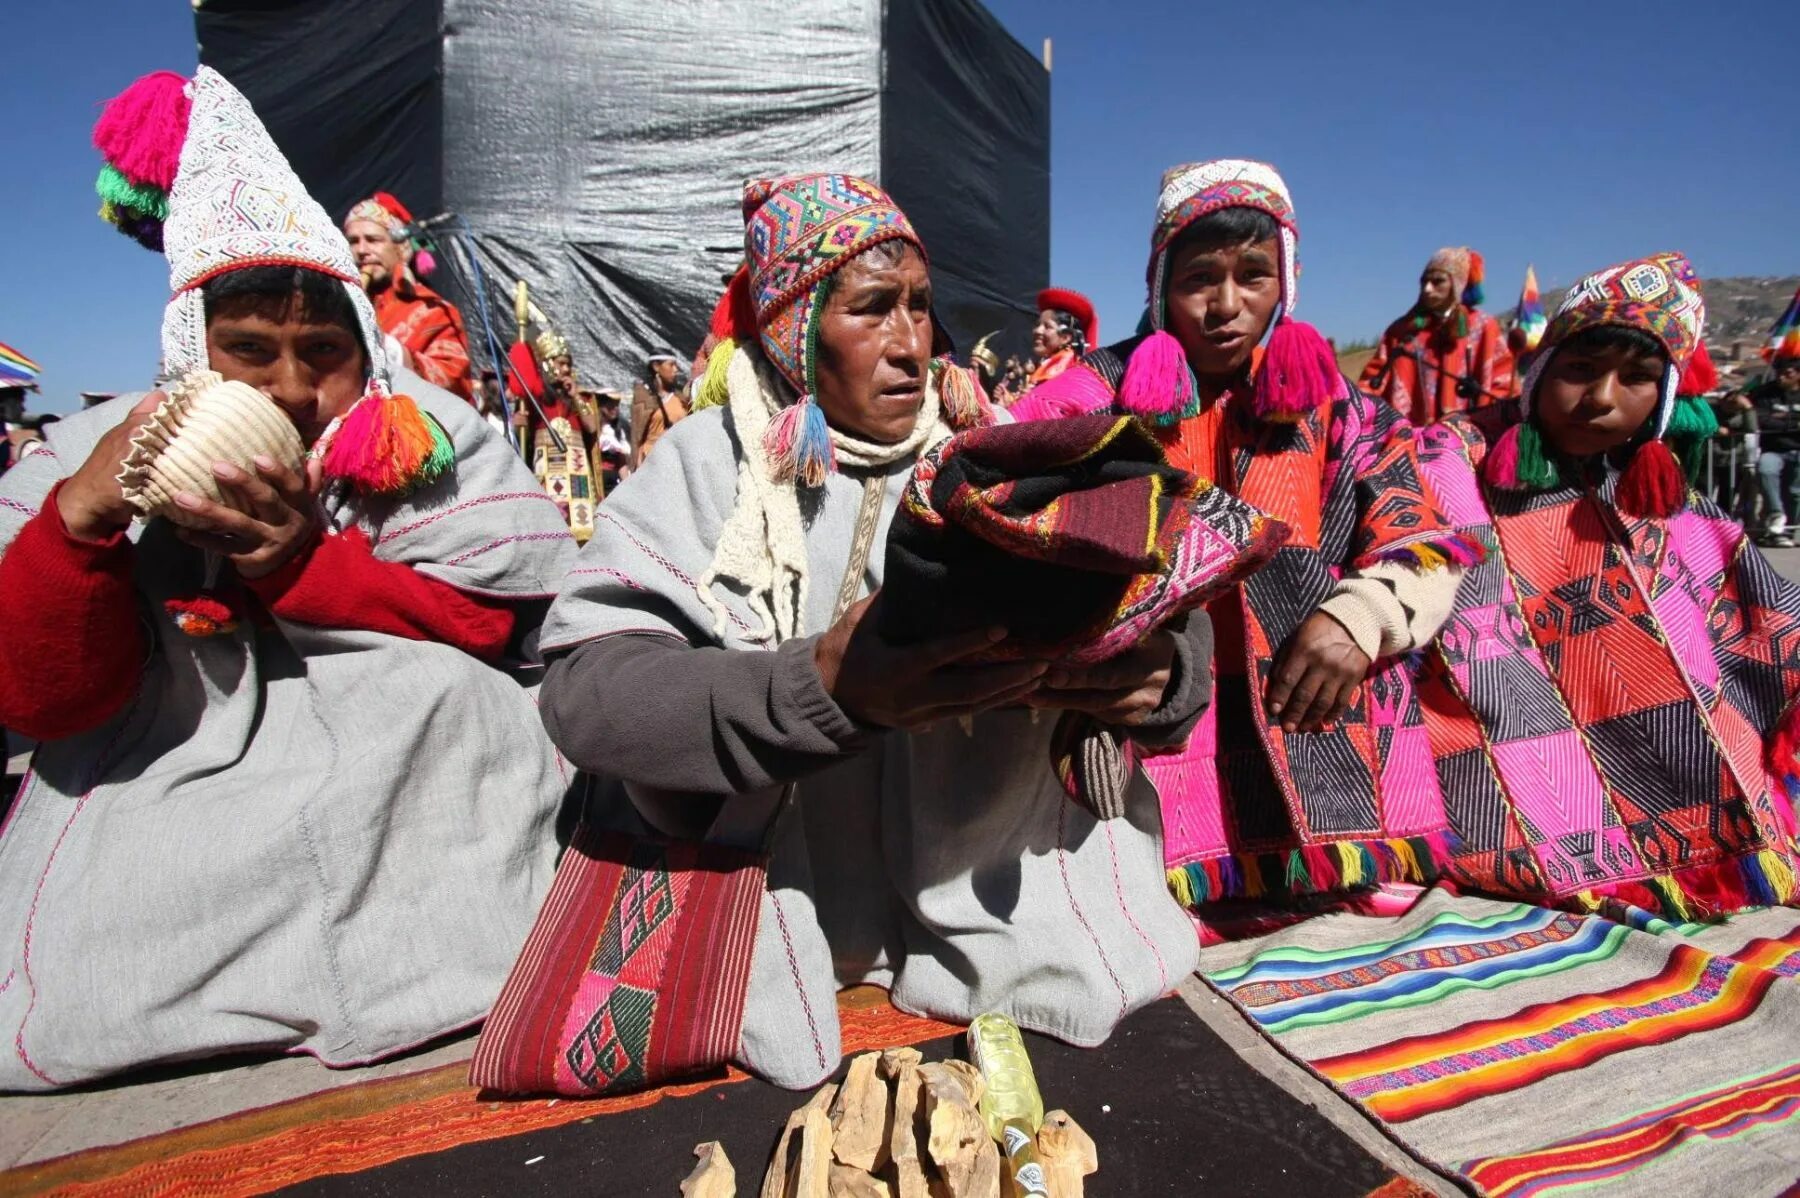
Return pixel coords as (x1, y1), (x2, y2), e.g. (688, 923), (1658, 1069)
(1121, 159), (1344, 426)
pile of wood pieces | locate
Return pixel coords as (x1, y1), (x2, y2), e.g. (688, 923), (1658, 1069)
(679, 1046), (1097, 1197)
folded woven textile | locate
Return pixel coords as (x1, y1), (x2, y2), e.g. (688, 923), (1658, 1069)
(881, 414), (1290, 815)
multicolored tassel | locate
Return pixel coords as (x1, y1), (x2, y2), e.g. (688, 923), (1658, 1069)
(1364, 531), (1487, 572)
(92, 70), (191, 253)
(1118, 329), (1198, 425)
(165, 595), (239, 638)
(932, 357), (988, 430)
(763, 395), (835, 487)
(1461, 250), (1486, 308)
(319, 384), (453, 496)
(412, 247), (437, 278)
(1252, 317), (1345, 423)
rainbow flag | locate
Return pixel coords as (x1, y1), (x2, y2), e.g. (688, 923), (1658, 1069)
(0, 340), (40, 387)
(1514, 266), (1547, 352)
(1766, 284), (1800, 364)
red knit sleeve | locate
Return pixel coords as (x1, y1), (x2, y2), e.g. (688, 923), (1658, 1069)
(0, 486), (145, 740)
(244, 527), (516, 660)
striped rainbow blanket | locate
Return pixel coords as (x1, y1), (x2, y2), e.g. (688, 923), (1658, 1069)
(1200, 887), (1800, 1196)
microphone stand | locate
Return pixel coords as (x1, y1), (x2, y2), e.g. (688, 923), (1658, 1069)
(409, 214), (564, 455)
(1370, 343), (1515, 407)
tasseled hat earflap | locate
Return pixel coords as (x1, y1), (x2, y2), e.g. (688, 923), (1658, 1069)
(315, 377), (455, 497)
(93, 70), (193, 251)
(1118, 330), (1199, 426)
(760, 275), (838, 488)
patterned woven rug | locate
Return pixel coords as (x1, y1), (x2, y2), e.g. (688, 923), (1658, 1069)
(1200, 887), (1800, 1196)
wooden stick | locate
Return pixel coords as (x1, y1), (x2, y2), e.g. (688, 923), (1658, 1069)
(681, 1141), (737, 1198)
(830, 1051), (890, 1173)
(1036, 1110), (1098, 1198)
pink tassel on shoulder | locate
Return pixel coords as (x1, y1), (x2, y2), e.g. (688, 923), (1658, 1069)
(1252, 317), (1344, 423)
(1118, 330), (1195, 425)
(1483, 423), (1522, 489)
(92, 70), (191, 191)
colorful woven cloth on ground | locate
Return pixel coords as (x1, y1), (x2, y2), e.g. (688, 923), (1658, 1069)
(1199, 887), (1800, 1196)
(1412, 417), (1800, 920)
(1037, 344), (1480, 900)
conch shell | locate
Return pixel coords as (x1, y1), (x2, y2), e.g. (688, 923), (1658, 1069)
(117, 371), (305, 525)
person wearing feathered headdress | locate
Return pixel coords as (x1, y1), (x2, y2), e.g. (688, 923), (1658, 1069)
(1409, 251), (1800, 921)
(0, 68), (575, 1090)
(344, 191), (475, 403)
(1009, 160), (1481, 909)
(1361, 246), (1517, 424)
(501, 173), (1220, 1093)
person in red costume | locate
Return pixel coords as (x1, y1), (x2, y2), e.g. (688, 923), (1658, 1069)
(1024, 286), (1099, 392)
(0, 67), (574, 1091)
(1360, 246), (1516, 424)
(344, 191), (475, 403)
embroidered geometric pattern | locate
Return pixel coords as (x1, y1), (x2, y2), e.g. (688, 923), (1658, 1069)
(743, 174), (920, 395)
(1413, 416), (1800, 919)
(158, 69), (383, 381)
(1067, 338), (1466, 900)
(471, 826), (767, 1098)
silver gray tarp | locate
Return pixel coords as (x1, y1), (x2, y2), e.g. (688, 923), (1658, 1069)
(197, 0), (1049, 388)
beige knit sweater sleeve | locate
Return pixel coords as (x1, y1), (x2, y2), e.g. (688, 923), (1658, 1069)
(1315, 562), (1465, 660)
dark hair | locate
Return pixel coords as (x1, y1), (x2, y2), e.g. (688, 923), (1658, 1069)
(1167, 207), (1281, 259)
(200, 264), (361, 334)
(1046, 309), (1088, 357)
(1556, 324), (1667, 364)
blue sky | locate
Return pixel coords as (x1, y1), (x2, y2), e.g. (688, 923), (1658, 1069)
(5, 0), (1795, 411)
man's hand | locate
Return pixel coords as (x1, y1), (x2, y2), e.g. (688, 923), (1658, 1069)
(1266, 611), (1371, 734)
(1027, 631), (1176, 726)
(171, 455), (323, 580)
(815, 592), (1047, 731)
(54, 393), (165, 541)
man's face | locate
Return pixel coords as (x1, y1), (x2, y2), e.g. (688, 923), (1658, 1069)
(1163, 234), (1283, 382)
(345, 219), (405, 287)
(1418, 269), (1456, 314)
(205, 295), (366, 447)
(1779, 362), (1800, 394)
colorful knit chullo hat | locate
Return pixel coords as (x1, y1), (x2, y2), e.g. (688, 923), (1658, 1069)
(344, 191), (437, 278)
(727, 173), (975, 487)
(1486, 251), (1706, 518)
(1427, 246), (1486, 308)
(1122, 158), (1344, 426)
(92, 67), (450, 496)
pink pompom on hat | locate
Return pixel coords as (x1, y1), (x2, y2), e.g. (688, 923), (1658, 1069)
(1120, 158), (1345, 426)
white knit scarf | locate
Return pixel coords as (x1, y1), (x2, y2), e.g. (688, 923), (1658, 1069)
(697, 344), (952, 644)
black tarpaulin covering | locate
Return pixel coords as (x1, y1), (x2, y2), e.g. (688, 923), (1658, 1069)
(195, 0), (1048, 387)
(195, 0), (443, 223)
